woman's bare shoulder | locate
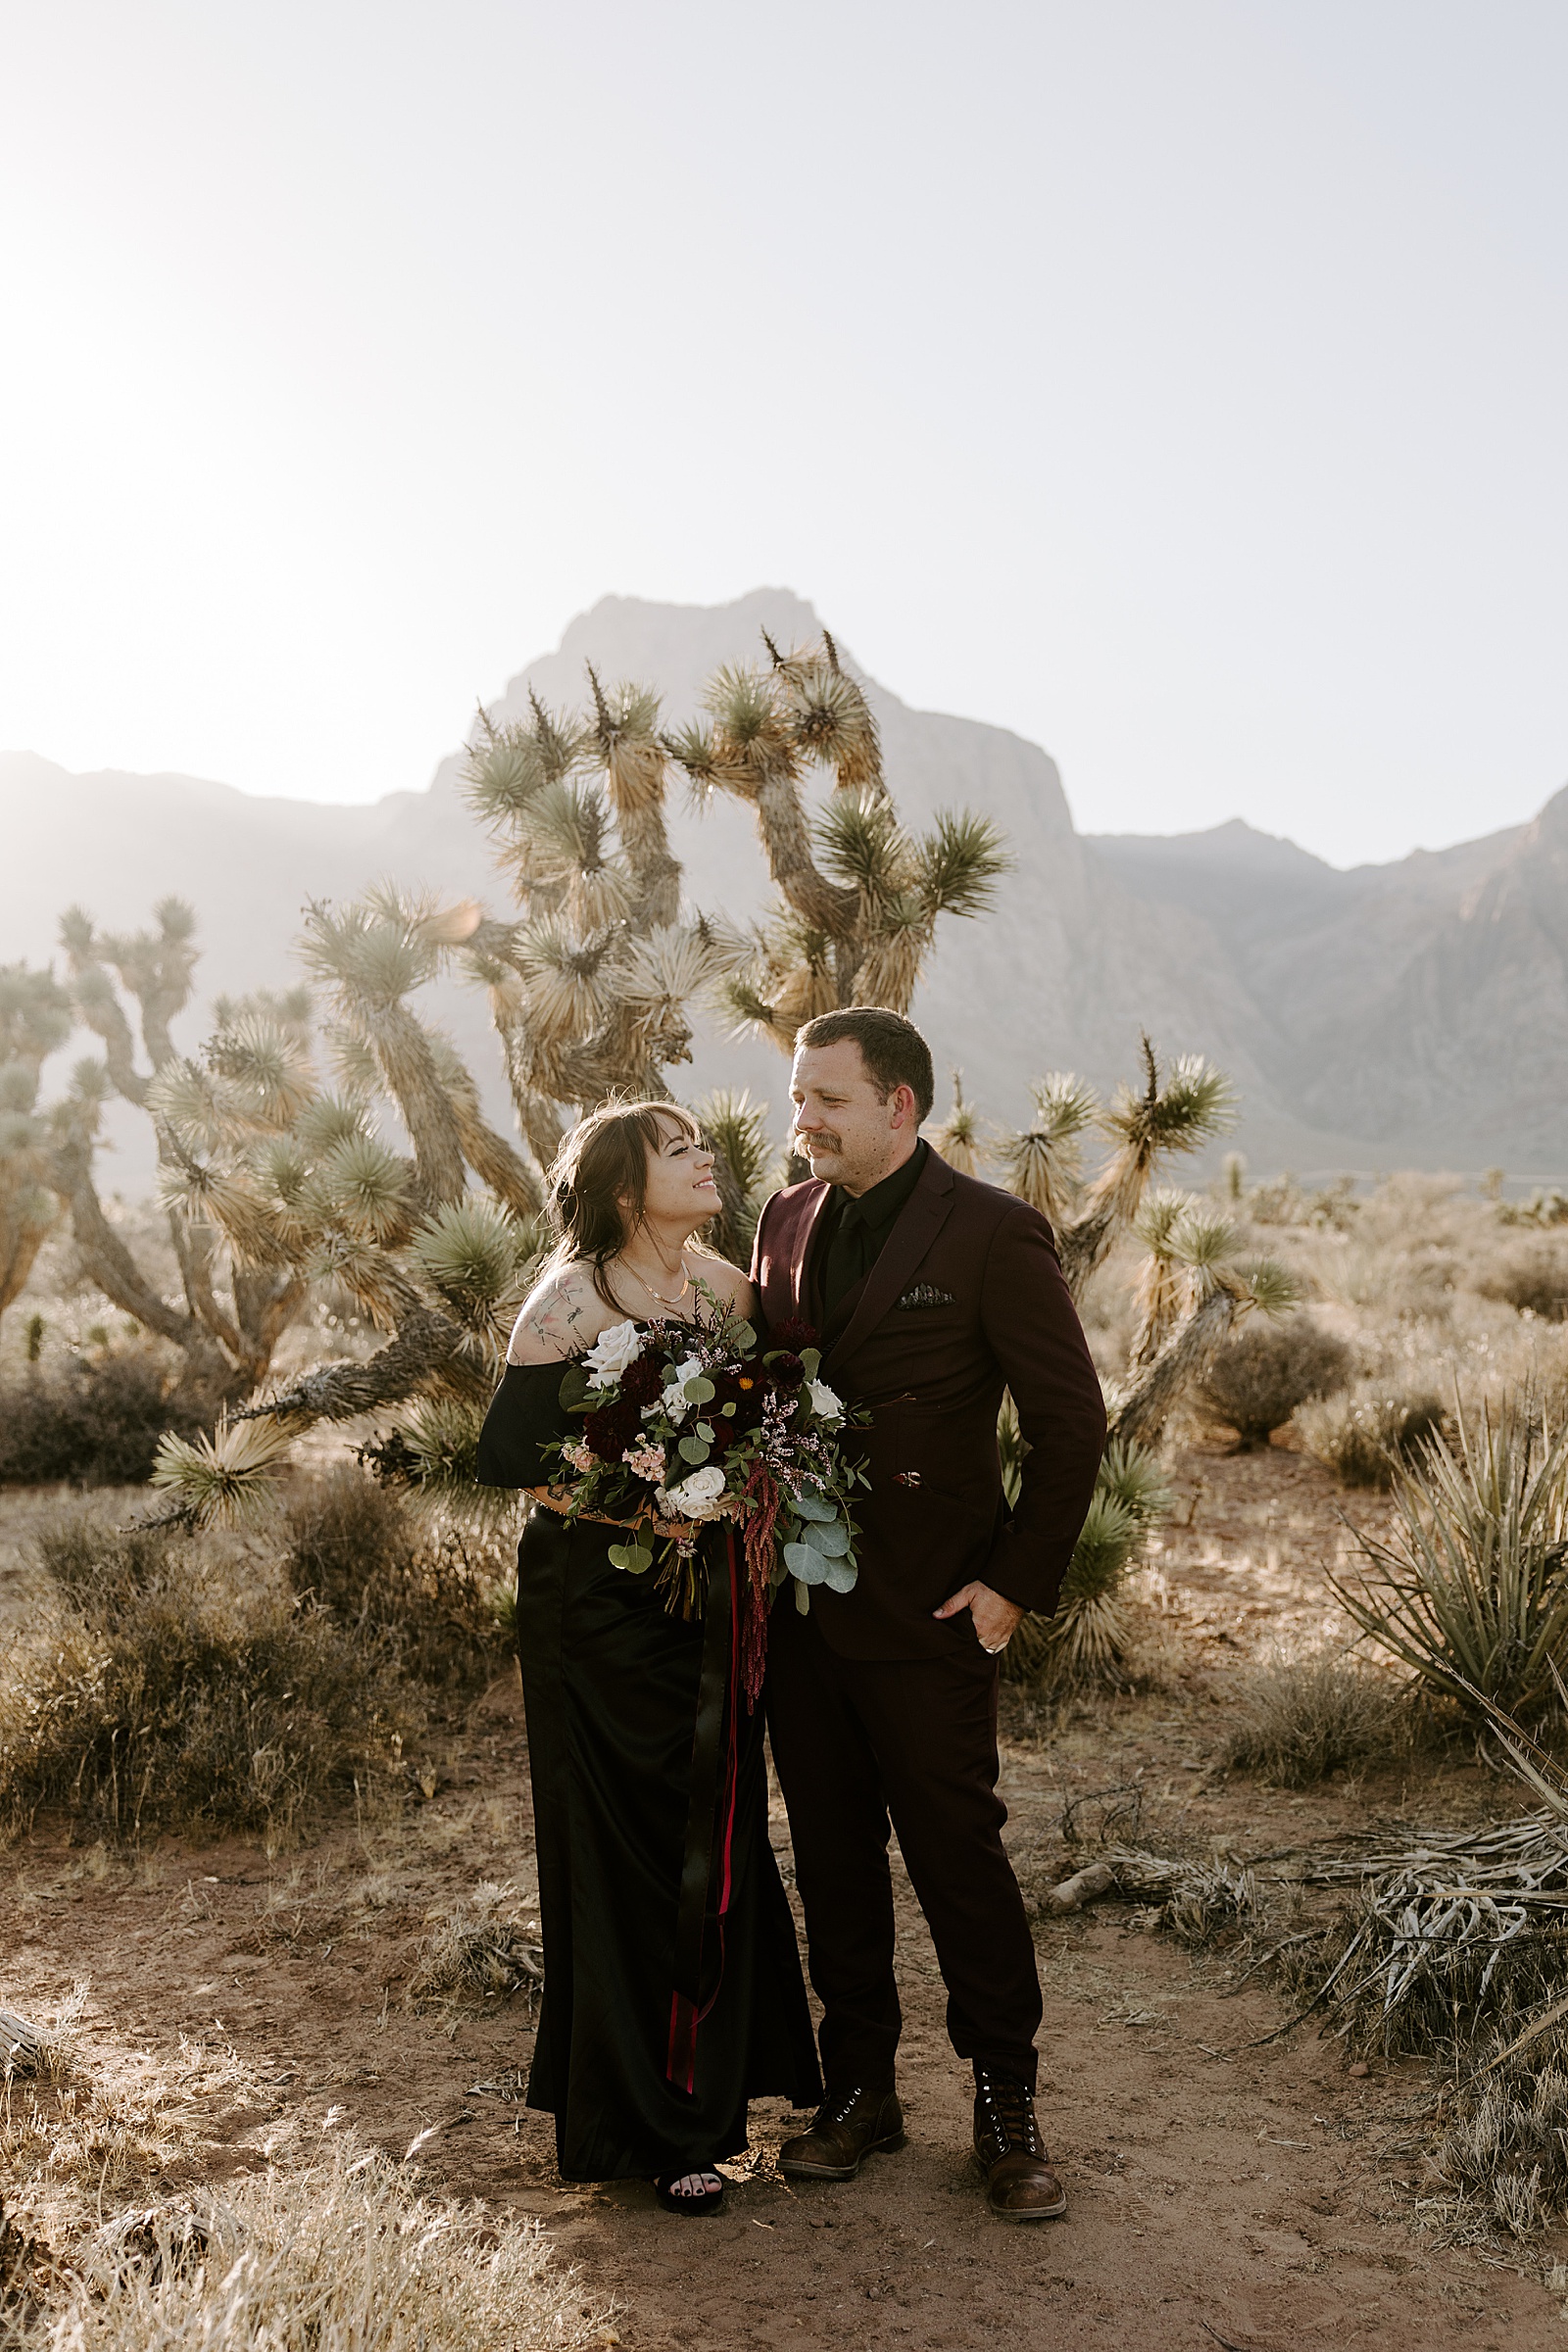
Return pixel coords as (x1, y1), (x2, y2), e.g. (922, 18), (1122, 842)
(690, 1251), (756, 1321)
(507, 1262), (615, 1364)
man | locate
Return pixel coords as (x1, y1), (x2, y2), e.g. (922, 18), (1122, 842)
(752, 1006), (1106, 2221)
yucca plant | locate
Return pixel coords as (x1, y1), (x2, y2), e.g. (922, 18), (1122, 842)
(1004, 1440), (1171, 1688)
(1329, 1394), (1568, 1724)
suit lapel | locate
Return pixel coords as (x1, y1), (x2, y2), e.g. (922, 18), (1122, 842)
(788, 1183), (832, 1322)
(823, 1153), (956, 1376)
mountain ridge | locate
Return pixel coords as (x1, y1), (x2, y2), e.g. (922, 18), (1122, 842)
(5, 589), (1565, 1184)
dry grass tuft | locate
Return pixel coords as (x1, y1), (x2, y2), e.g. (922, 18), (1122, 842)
(1107, 1846), (1260, 1945)
(1423, 2035), (1568, 2242)
(3, 2132), (605, 2351)
(407, 1880), (544, 2019)
(1221, 1645), (1412, 1787)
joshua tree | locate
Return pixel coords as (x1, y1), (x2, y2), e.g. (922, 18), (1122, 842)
(978, 1038), (1297, 1686)
(988, 1036), (1294, 1444)
(460, 633), (1009, 1158)
(671, 634), (1010, 1041)
(0, 963), (73, 1327)
(32, 901), (311, 1410)
(36, 628), (1012, 1526)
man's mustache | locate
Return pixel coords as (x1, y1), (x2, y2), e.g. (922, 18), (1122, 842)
(797, 1131), (842, 1154)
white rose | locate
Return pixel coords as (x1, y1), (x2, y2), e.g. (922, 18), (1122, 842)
(584, 1319), (644, 1382)
(661, 1353), (706, 1423)
(807, 1378), (844, 1424)
(662, 1464), (728, 1519)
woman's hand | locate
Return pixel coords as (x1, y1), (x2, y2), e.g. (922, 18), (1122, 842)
(932, 1580), (1025, 1654)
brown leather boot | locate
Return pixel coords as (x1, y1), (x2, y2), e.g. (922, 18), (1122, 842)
(972, 2070), (1067, 2221)
(779, 2085), (906, 2180)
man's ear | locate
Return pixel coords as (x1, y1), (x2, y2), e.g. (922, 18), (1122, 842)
(889, 1083), (917, 1132)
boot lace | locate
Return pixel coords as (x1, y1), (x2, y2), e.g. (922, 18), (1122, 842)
(976, 2072), (1043, 2158)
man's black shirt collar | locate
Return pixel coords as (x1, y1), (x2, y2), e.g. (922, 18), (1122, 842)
(833, 1136), (929, 1232)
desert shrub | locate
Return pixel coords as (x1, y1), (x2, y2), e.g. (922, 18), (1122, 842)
(1476, 1239), (1568, 1322)
(0, 1348), (207, 1487)
(283, 1466), (509, 1688)
(1497, 1187), (1568, 1230)
(19, 2133), (603, 2351)
(1221, 1646), (1408, 1785)
(1297, 1379), (1447, 1487)
(1197, 1313), (1352, 1446)
(283, 1464), (415, 1614)
(0, 1514), (419, 1842)
(1329, 1395), (1568, 1722)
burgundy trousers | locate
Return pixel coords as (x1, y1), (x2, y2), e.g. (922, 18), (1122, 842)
(764, 1601), (1042, 2092)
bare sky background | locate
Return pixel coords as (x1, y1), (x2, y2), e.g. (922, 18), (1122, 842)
(3, 0), (1565, 865)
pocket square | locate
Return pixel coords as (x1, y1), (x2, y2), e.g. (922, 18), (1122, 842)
(895, 1284), (956, 1310)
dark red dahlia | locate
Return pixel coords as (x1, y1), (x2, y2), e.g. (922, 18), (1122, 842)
(768, 1317), (819, 1352)
(710, 1366), (768, 1431)
(768, 1351), (806, 1389)
(583, 1397), (643, 1460)
(616, 1352), (665, 1408)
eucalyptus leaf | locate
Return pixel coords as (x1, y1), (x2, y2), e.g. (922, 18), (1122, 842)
(696, 1422), (714, 1443)
(558, 1364), (591, 1412)
(800, 1348), (822, 1378)
(678, 1435), (710, 1465)
(820, 1556), (858, 1593)
(683, 1375), (715, 1404)
(730, 1318), (757, 1351)
(792, 1488), (837, 1522)
(801, 1517), (851, 1557)
(608, 1543), (654, 1574)
(784, 1542), (828, 1584)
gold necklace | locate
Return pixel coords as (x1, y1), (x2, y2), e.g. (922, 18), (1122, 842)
(630, 1256), (692, 1310)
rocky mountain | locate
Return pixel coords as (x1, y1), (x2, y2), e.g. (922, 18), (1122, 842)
(4, 586), (1565, 1188)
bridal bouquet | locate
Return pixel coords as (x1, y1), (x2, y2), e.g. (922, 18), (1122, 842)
(539, 1310), (867, 1656)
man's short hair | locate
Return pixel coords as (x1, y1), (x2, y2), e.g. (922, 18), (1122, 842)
(794, 1006), (936, 1124)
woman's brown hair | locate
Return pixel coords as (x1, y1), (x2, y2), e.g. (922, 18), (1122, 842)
(542, 1099), (707, 1308)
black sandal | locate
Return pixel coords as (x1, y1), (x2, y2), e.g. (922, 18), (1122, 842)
(653, 2167), (725, 2216)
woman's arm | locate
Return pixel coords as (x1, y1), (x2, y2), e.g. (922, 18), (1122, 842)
(507, 1262), (617, 1364)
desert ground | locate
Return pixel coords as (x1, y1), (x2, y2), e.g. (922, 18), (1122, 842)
(3, 1436), (1564, 2351)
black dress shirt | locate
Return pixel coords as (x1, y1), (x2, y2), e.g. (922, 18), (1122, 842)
(812, 1140), (930, 1324)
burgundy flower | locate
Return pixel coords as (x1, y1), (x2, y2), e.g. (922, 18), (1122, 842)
(617, 1353), (665, 1408)
(711, 1366), (768, 1432)
(584, 1397), (643, 1460)
(769, 1351), (806, 1389)
(768, 1318), (819, 1352)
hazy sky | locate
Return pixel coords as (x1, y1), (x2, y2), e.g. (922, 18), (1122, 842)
(4, 1), (1565, 866)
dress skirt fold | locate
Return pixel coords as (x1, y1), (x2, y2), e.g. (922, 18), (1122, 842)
(514, 1504), (821, 2180)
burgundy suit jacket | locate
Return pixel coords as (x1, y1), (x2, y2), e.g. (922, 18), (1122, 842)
(751, 1150), (1107, 1661)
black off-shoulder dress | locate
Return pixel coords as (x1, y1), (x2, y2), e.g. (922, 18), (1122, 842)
(477, 1358), (820, 2181)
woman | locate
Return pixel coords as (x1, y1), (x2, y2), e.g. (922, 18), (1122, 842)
(477, 1101), (820, 2213)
